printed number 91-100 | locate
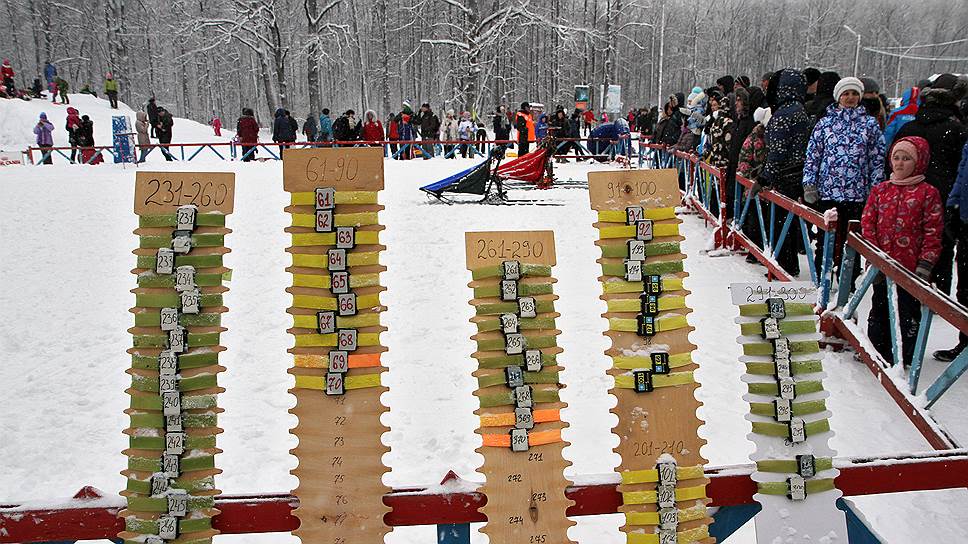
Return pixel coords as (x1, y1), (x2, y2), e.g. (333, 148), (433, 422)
(476, 239), (544, 260)
(144, 178), (228, 207)
(607, 180), (657, 198)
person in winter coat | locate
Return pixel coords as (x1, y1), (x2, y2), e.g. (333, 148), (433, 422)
(675, 87), (706, 152)
(387, 113), (400, 156)
(361, 110), (384, 146)
(493, 105), (512, 144)
(582, 109), (596, 135)
(29, 78), (44, 98)
(862, 136), (943, 367)
(804, 71), (841, 123)
(44, 61), (56, 87)
(397, 112), (415, 160)
(332, 110), (362, 143)
(759, 69), (813, 276)
(458, 111), (475, 158)
(515, 102), (534, 155)
(654, 95), (683, 147)
(802, 76), (886, 286)
(936, 140), (968, 361)
(859, 77), (886, 129)
(147, 97), (159, 138)
(65, 106), (82, 163)
(56, 77), (69, 104)
(33, 112), (55, 164)
(272, 108), (296, 154)
(211, 114), (222, 137)
(318, 109), (333, 142)
(104, 73), (119, 108)
(135, 111), (150, 162)
(236, 107), (260, 161)
(1, 59), (15, 94)
(302, 115), (318, 143)
(286, 110), (299, 141)
(895, 74), (968, 293)
(535, 113), (548, 140)
(883, 87), (920, 149)
(440, 109), (459, 158)
(475, 120), (488, 154)
(724, 87), (764, 220)
(413, 103), (441, 158)
(155, 108), (174, 161)
(703, 90), (733, 171)
(738, 106), (771, 180)
(77, 114), (103, 164)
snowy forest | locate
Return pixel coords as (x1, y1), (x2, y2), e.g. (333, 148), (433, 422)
(4, 0), (968, 124)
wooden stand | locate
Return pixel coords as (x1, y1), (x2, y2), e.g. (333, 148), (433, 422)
(588, 170), (714, 543)
(120, 171), (235, 543)
(283, 148), (390, 542)
(464, 231), (575, 543)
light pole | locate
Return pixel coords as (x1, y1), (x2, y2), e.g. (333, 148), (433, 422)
(843, 25), (861, 76)
(895, 42), (918, 97)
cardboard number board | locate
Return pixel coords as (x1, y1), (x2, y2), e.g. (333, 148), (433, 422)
(729, 282), (847, 541)
(587, 169), (714, 543)
(283, 148), (390, 542)
(464, 231), (576, 544)
(121, 171), (235, 543)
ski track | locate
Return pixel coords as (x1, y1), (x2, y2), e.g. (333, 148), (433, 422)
(1, 156), (965, 543)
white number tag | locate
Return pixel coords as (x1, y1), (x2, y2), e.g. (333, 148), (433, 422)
(146, 536), (164, 544)
(174, 266), (196, 292)
(779, 378), (796, 400)
(162, 454), (180, 477)
(625, 260), (643, 282)
(500, 313), (520, 334)
(317, 311), (336, 334)
(788, 417), (807, 443)
(514, 407), (534, 429)
(767, 297), (787, 319)
(626, 206), (645, 224)
(787, 475), (807, 501)
(658, 508), (679, 530)
(774, 398), (792, 422)
(335, 226), (355, 249)
(510, 428), (529, 452)
(505, 365), (525, 387)
(656, 484), (676, 508)
(761, 317), (781, 340)
(524, 350), (542, 372)
(168, 326), (187, 353)
(159, 374), (178, 393)
(775, 358), (792, 379)
(166, 490), (188, 517)
(325, 372), (345, 395)
(158, 515), (179, 539)
(175, 205), (197, 231)
(514, 385), (533, 408)
(337, 293), (357, 317)
(657, 462), (678, 487)
(150, 473), (170, 496)
(503, 260), (521, 280)
(635, 220), (654, 241)
(659, 529), (678, 544)
(315, 209), (334, 232)
(337, 329), (358, 351)
(797, 454), (817, 478)
(505, 333), (526, 355)
(164, 432), (185, 455)
(160, 308), (179, 331)
(518, 297), (537, 318)
(180, 289), (200, 314)
(330, 271), (350, 294)
(627, 239), (646, 261)
(315, 187), (335, 210)
(171, 233), (192, 254)
(156, 248), (175, 274)
(773, 337), (791, 359)
(328, 248), (347, 271)
(165, 414), (183, 433)
(501, 280), (518, 301)
(162, 390), (181, 416)
(328, 350), (349, 373)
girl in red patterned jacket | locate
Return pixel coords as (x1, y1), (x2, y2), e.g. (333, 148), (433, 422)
(862, 136), (943, 366)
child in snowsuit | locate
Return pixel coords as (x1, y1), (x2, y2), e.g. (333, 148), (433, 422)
(862, 136), (944, 367)
(33, 113), (55, 164)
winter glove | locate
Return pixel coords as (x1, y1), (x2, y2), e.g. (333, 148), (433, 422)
(823, 207), (839, 228)
(803, 185), (819, 205)
(915, 260), (934, 282)
(749, 181), (763, 198)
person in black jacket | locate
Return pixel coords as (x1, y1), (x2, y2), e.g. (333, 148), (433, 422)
(724, 86), (764, 220)
(272, 108), (297, 155)
(332, 110), (362, 143)
(895, 74), (968, 293)
(412, 103), (441, 158)
(155, 108), (174, 161)
(654, 95), (682, 146)
(515, 102), (532, 155)
(147, 97), (159, 138)
(493, 105), (511, 144)
(804, 71), (840, 123)
(758, 69), (812, 276)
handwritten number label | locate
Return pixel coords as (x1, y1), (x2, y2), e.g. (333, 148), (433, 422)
(162, 454), (180, 477)
(524, 350), (542, 372)
(175, 205), (196, 231)
(326, 372), (345, 395)
(625, 260), (643, 282)
(627, 239), (646, 261)
(143, 178), (228, 209)
(500, 313), (520, 334)
(166, 491), (188, 517)
(317, 311), (336, 334)
(505, 333), (526, 355)
(306, 157), (360, 184)
(337, 329), (358, 351)
(315, 187), (336, 210)
(518, 297), (537, 318)
(156, 248), (175, 274)
(164, 432), (185, 455)
(158, 516), (179, 539)
(606, 180), (658, 199)
(162, 390), (181, 416)
(501, 280), (518, 301)
(180, 289), (200, 314)
(335, 226), (355, 249)
(330, 271), (350, 294)
(635, 220), (654, 241)
(315, 209), (334, 233)
(328, 249), (347, 271)
(174, 266), (196, 292)
(328, 350), (349, 373)
(510, 428), (529, 452)
(475, 239), (545, 260)
(160, 308), (179, 331)
(158, 350), (178, 374)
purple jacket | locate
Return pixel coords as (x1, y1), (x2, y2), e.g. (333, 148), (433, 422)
(34, 119), (54, 146)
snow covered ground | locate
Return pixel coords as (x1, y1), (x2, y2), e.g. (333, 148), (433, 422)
(1, 139), (967, 542)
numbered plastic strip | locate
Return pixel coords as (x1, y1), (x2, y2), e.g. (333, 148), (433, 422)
(730, 282), (847, 541)
(586, 169), (715, 543)
(283, 148), (391, 543)
(464, 231), (576, 543)
(121, 171), (235, 544)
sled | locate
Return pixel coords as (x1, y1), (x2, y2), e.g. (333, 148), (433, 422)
(495, 136), (556, 188)
(419, 146), (508, 203)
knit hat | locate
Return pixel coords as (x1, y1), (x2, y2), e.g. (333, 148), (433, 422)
(891, 136), (930, 176)
(859, 77), (879, 94)
(803, 68), (821, 86)
(39, 112), (47, 119)
(931, 73), (959, 90)
(833, 77), (864, 100)
(753, 106), (772, 126)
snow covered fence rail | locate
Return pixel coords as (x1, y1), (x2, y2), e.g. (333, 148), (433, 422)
(821, 221), (968, 450)
(2, 451), (966, 543)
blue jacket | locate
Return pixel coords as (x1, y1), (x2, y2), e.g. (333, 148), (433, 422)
(761, 69), (813, 198)
(948, 141), (968, 221)
(802, 103), (885, 202)
(318, 114), (334, 139)
(44, 63), (56, 84)
(882, 87), (919, 149)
